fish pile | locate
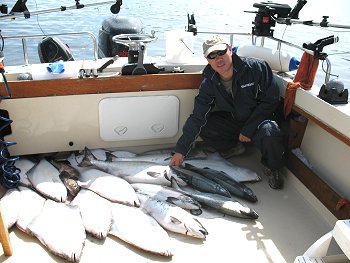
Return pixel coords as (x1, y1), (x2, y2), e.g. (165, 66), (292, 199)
(0, 146), (260, 262)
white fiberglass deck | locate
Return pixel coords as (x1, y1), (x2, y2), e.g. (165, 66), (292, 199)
(0, 146), (338, 263)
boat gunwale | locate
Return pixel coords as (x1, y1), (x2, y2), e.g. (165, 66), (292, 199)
(0, 73), (203, 99)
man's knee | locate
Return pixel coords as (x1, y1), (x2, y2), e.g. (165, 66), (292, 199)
(257, 120), (282, 137)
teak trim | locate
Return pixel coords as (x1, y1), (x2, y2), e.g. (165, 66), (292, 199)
(0, 73), (203, 99)
(287, 107), (350, 220)
(286, 151), (350, 220)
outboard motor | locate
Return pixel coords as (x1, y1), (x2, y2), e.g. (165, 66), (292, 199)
(98, 16), (144, 58)
(38, 36), (74, 63)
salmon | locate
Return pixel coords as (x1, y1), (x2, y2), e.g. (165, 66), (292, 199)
(137, 193), (208, 239)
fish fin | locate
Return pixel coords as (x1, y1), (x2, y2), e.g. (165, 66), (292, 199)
(190, 209), (203, 216)
(169, 216), (182, 225)
(105, 151), (116, 162)
(170, 177), (181, 190)
(166, 196), (179, 205)
(25, 160), (40, 177)
(184, 163), (195, 169)
(78, 147), (96, 167)
(163, 170), (171, 181)
(147, 171), (161, 178)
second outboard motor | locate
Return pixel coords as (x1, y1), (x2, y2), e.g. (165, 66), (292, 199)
(98, 16), (144, 58)
(38, 36), (74, 63)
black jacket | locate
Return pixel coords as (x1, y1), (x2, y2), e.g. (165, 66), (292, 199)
(175, 53), (281, 156)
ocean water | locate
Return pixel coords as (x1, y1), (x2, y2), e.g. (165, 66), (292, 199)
(1, 0), (349, 89)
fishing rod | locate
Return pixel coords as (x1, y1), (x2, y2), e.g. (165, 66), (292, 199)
(248, 0), (350, 37)
(247, 1), (349, 104)
(0, 0), (122, 21)
(276, 16), (350, 30)
(186, 1), (349, 104)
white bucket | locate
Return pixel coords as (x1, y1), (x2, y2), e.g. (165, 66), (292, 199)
(165, 30), (194, 64)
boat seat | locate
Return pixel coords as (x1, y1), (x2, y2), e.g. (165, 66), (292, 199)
(0, 206), (13, 256)
(294, 220), (350, 263)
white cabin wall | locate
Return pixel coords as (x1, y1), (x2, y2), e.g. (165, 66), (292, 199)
(2, 89), (198, 156)
(300, 121), (350, 201)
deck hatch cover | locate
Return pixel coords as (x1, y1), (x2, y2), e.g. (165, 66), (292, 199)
(99, 95), (179, 141)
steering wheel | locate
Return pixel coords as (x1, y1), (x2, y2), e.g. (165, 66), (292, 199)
(112, 33), (157, 75)
(112, 33), (157, 47)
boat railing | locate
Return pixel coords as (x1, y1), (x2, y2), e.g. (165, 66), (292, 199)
(3, 31), (98, 65)
(196, 31), (312, 53)
(199, 31), (334, 85)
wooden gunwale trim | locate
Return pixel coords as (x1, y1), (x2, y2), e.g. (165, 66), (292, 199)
(292, 104), (350, 147)
(0, 73), (203, 99)
(286, 151), (350, 220)
(287, 106), (350, 220)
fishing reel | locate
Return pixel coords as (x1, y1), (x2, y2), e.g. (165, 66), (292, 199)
(249, 2), (292, 36)
(248, 0), (309, 37)
(302, 35), (348, 104)
(0, 4), (8, 14)
(318, 79), (348, 105)
(110, 0), (122, 14)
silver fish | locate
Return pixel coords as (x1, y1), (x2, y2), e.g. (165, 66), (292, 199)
(169, 165), (231, 198)
(183, 163), (258, 203)
(27, 199), (86, 262)
(49, 159), (81, 197)
(171, 178), (259, 220)
(131, 183), (202, 211)
(78, 168), (140, 207)
(105, 151), (171, 165)
(0, 188), (21, 229)
(16, 186), (46, 233)
(137, 193), (208, 239)
(109, 202), (173, 257)
(184, 152), (261, 183)
(70, 189), (112, 239)
(26, 159), (67, 202)
(107, 147), (208, 165)
(78, 147), (186, 186)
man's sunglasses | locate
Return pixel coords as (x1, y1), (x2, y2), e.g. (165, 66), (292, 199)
(207, 48), (228, 60)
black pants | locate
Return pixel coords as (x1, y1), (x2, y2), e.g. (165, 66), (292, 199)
(199, 111), (285, 170)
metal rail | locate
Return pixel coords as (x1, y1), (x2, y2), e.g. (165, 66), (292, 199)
(3, 31), (98, 65)
(0, 1), (116, 21)
(196, 30), (313, 54)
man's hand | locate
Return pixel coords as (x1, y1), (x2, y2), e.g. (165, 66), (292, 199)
(239, 133), (251, 142)
(169, 152), (184, 166)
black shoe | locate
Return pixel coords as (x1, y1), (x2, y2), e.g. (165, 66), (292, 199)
(264, 167), (284, 190)
(219, 142), (246, 159)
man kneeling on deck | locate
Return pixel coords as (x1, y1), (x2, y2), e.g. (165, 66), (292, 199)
(169, 35), (285, 189)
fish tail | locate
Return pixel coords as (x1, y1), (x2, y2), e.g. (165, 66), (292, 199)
(78, 147), (96, 167)
(170, 177), (182, 191)
(105, 151), (116, 162)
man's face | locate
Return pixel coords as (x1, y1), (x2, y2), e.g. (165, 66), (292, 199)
(206, 46), (233, 75)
